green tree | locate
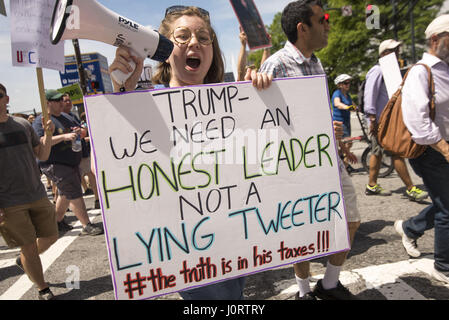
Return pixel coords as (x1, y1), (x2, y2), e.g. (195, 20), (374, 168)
(249, 1), (446, 100)
(248, 12), (286, 68)
(319, 0), (445, 96)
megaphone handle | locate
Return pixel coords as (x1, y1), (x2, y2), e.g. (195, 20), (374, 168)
(111, 59), (136, 88)
(111, 47), (142, 88)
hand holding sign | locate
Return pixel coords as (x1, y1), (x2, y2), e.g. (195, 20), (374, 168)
(84, 76), (349, 300)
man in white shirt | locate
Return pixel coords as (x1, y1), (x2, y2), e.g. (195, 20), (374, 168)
(259, 0), (360, 300)
(394, 15), (449, 284)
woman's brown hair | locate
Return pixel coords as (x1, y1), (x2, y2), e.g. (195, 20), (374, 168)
(152, 7), (224, 86)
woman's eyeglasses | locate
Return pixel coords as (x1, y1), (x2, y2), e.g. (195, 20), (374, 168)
(165, 5), (209, 18)
(172, 26), (214, 46)
(342, 81), (351, 85)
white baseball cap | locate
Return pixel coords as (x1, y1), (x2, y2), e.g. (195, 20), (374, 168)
(379, 39), (401, 55)
(425, 14), (449, 39)
(334, 74), (352, 85)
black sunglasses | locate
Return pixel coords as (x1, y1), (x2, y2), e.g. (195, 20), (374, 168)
(165, 5), (209, 17)
(0, 92), (4, 99)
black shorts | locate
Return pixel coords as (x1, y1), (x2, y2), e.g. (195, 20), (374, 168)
(40, 163), (83, 200)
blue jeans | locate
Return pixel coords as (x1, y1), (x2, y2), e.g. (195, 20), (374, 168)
(403, 147), (449, 272)
(342, 119), (351, 138)
(179, 277), (245, 300)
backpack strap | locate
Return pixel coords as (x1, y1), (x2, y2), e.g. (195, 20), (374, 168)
(399, 63), (436, 120)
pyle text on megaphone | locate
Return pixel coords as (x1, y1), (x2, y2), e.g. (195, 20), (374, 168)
(50, 0), (173, 86)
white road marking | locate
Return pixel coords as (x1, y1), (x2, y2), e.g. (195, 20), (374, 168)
(0, 215), (443, 300)
(0, 210), (100, 300)
(275, 258), (435, 300)
(0, 258), (16, 269)
(0, 248), (20, 255)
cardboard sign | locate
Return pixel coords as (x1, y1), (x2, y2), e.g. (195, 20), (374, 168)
(379, 52), (403, 99)
(57, 83), (83, 105)
(84, 76), (350, 300)
(230, 0), (271, 50)
(10, 0), (64, 71)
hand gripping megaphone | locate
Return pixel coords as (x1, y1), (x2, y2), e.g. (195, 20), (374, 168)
(50, 0), (173, 86)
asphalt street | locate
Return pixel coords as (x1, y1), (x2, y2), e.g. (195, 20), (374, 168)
(1, 113), (449, 301)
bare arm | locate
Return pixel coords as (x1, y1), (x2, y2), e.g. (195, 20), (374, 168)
(431, 139), (449, 163)
(261, 48), (270, 65)
(33, 119), (55, 161)
(260, 33), (271, 65)
(333, 97), (352, 110)
(50, 132), (77, 146)
(237, 29), (248, 81)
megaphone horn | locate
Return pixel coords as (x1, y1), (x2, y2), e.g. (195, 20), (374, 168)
(50, 0), (173, 86)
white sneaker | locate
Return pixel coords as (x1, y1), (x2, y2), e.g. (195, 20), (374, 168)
(431, 268), (449, 285)
(394, 220), (421, 258)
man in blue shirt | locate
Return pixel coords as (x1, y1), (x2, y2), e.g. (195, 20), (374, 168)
(33, 90), (103, 236)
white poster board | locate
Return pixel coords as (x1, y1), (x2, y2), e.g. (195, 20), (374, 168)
(379, 52), (402, 98)
(84, 76), (350, 300)
(10, 0), (64, 71)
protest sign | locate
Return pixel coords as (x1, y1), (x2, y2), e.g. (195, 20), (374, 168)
(10, 0), (64, 71)
(379, 52), (403, 99)
(230, 0), (271, 50)
(84, 76), (350, 300)
(57, 83), (83, 105)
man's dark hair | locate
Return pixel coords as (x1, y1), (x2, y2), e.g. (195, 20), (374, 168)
(0, 83), (6, 95)
(281, 0), (323, 44)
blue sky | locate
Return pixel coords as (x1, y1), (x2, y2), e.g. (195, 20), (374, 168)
(1, 0), (449, 114)
(0, 0), (293, 114)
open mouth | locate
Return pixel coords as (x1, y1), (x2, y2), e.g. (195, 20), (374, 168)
(186, 57), (201, 69)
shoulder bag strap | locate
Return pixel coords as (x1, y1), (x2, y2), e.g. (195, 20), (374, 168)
(410, 63), (436, 120)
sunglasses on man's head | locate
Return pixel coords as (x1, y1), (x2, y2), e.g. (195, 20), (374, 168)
(165, 5), (209, 17)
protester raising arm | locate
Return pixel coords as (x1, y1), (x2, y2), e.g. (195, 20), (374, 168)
(237, 27), (248, 81)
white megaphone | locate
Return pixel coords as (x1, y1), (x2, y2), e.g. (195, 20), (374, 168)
(50, 0), (173, 86)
